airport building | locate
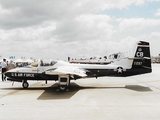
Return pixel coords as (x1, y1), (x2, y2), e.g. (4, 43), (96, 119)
(152, 54), (160, 63)
(69, 53), (160, 64)
(69, 51), (133, 64)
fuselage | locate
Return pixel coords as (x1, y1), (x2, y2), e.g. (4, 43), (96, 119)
(5, 58), (140, 82)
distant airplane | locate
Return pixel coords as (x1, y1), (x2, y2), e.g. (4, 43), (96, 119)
(5, 41), (152, 91)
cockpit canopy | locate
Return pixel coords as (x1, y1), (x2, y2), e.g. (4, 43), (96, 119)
(31, 59), (57, 67)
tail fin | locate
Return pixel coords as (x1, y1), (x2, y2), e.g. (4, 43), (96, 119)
(132, 41), (152, 74)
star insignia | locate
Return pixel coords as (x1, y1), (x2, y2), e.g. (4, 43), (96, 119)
(117, 67), (123, 73)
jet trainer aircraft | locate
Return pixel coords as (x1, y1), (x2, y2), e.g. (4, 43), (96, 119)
(5, 41), (152, 91)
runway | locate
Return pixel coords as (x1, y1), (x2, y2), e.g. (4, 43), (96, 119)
(0, 64), (160, 120)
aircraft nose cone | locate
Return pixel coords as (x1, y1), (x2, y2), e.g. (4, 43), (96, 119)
(5, 72), (11, 77)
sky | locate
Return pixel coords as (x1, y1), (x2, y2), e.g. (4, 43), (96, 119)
(0, 0), (160, 60)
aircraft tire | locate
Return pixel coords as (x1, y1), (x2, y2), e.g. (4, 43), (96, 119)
(22, 82), (29, 89)
(59, 85), (67, 92)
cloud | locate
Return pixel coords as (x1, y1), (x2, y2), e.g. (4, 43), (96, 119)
(0, 21), (57, 58)
(155, 9), (160, 16)
(150, 32), (160, 37)
(118, 18), (160, 31)
(0, 4), (11, 14)
(53, 14), (114, 42)
(0, 0), (160, 59)
(0, 0), (147, 29)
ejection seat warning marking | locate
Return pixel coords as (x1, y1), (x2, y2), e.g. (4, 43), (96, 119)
(32, 70), (37, 72)
(11, 73), (35, 77)
(134, 62), (142, 66)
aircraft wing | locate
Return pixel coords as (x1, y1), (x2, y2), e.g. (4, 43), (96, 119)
(45, 66), (87, 77)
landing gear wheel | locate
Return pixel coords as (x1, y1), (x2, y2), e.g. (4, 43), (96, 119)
(22, 82), (29, 88)
(59, 85), (67, 92)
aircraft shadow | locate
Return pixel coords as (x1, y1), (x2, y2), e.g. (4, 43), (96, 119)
(1, 83), (152, 100)
(37, 83), (80, 100)
(37, 83), (152, 100)
(37, 83), (127, 100)
(125, 85), (152, 92)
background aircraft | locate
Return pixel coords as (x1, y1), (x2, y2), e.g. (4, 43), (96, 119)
(5, 41), (152, 91)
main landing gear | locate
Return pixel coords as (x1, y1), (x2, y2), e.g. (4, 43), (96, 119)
(20, 76), (70, 92)
(22, 80), (29, 88)
(58, 75), (70, 92)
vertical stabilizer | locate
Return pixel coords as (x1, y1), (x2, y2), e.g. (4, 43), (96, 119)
(132, 41), (152, 73)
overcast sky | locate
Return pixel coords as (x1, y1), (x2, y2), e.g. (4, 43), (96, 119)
(0, 0), (160, 60)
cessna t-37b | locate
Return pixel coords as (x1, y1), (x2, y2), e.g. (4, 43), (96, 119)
(5, 41), (152, 91)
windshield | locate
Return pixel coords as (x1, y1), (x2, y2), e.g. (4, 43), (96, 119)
(31, 59), (57, 67)
(40, 60), (57, 66)
(31, 61), (38, 67)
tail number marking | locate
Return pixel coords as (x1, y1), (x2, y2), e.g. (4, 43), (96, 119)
(136, 52), (143, 57)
